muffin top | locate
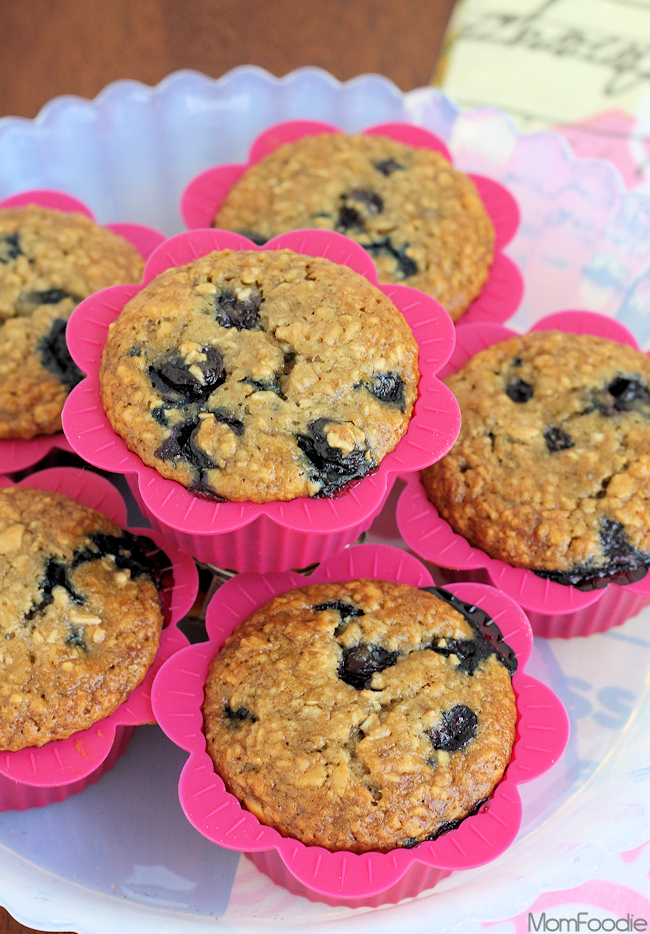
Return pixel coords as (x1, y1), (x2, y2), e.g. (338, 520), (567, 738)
(0, 205), (144, 439)
(422, 330), (650, 589)
(0, 487), (165, 750)
(202, 578), (517, 853)
(214, 133), (494, 321)
(100, 248), (419, 503)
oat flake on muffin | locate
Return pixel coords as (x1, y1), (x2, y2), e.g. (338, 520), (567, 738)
(423, 330), (650, 590)
(100, 248), (419, 503)
(0, 487), (165, 751)
(202, 578), (517, 853)
(214, 133), (495, 322)
(0, 205), (144, 440)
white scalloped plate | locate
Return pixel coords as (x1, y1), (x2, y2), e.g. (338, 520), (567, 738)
(0, 68), (649, 934)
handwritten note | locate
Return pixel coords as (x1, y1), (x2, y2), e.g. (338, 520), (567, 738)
(437, 0), (650, 188)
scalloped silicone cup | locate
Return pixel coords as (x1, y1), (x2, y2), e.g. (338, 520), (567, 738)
(0, 466), (198, 810)
(152, 543), (568, 908)
(0, 189), (165, 474)
(397, 310), (650, 639)
(180, 119), (524, 328)
(63, 227), (461, 572)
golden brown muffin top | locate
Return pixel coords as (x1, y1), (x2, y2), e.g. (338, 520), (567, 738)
(0, 205), (144, 439)
(100, 249), (419, 502)
(423, 331), (650, 589)
(215, 133), (494, 321)
(203, 578), (516, 852)
(0, 487), (163, 750)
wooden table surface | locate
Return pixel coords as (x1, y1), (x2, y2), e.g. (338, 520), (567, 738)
(0, 1), (455, 931)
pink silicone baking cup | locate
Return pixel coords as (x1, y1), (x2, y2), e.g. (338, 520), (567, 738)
(0, 189), (165, 474)
(152, 543), (568, 908)
(0, 466), (198, 810)
(62, 227), (461, 573)
(397, 310), (650, 639)
(181, 119), (524, 328)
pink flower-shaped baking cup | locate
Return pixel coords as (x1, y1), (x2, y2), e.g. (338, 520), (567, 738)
(62, 227), (461, 573)
(152, 543), (568, 908)
(0, 189), (165, 474)
(0, 466), (198, 811)
(181, 119), (523, 328)
(397, 310), (650, 639)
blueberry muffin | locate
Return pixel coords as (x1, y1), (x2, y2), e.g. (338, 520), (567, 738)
(422, 331), (650, 590)
(214, 133), (495, 321)
(202, 579), (517, 853)
(0, 206), (144, 439)
(100, 248), (419, 503)
(0, 486), (166, 750)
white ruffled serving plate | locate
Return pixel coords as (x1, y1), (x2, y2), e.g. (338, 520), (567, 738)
(0, 67), (649, 934)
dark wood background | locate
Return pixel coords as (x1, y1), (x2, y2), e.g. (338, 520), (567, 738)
(0, 0), (455, 931)
(0, 0), (455, 119)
